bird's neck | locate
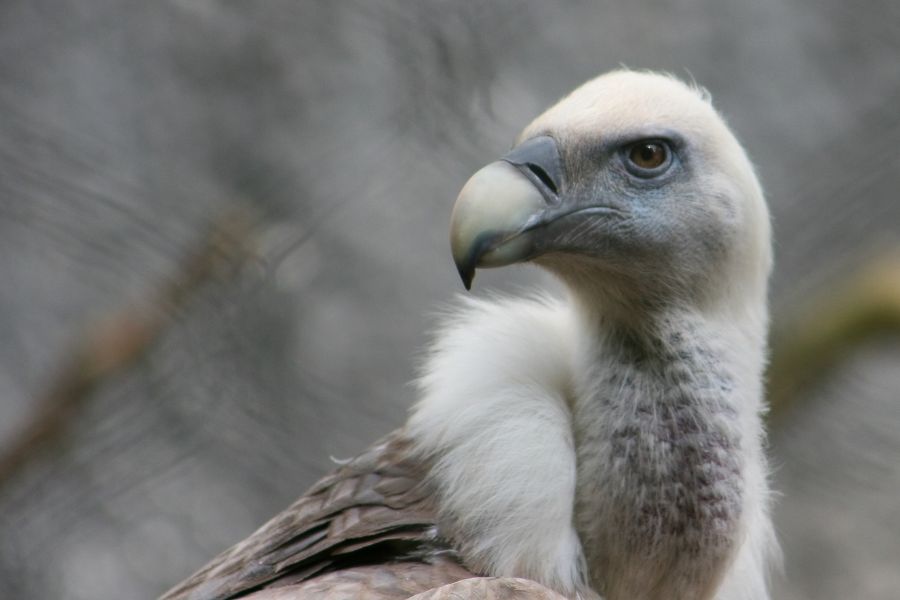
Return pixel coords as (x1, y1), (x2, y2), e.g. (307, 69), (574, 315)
(568, 296), (767, 599)
(566, 281), (769, 403)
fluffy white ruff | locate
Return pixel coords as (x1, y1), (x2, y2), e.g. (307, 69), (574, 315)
(407, 294), (589, 597)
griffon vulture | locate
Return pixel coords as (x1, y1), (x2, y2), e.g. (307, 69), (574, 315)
(162, 70), (779, 600)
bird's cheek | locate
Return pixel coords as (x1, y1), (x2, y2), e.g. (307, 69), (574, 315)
(532, 210), (631, 259)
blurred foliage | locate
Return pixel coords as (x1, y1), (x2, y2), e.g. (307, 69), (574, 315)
(769, 256), (900, 422)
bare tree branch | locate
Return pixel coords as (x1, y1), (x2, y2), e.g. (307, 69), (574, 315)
(0, 209), (258, 489)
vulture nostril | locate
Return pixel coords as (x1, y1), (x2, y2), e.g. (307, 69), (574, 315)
(526, 162), (558, 196)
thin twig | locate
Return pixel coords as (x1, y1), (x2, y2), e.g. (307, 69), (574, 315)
(0, 209), (258, 489)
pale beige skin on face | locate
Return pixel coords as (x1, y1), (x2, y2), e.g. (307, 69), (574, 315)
(161, 70), (778, 600)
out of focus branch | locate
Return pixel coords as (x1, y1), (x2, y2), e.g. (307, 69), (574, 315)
(767, 253), (900, 423)
(0, 210), (257, 489)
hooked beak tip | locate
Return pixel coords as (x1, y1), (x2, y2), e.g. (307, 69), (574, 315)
(458, 265), (474, 290)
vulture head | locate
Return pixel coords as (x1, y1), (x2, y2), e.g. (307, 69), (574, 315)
(451, 70), (771, 321)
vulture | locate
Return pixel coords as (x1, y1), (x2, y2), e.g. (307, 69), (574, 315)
(162, 70), (778, 600)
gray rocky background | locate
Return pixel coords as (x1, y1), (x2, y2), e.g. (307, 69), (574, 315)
(0, 1), (898, 598)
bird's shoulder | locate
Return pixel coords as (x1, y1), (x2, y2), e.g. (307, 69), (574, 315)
(161, 432), (464, 600)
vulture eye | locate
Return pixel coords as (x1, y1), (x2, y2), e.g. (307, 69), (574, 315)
(625, 140), (672, 177)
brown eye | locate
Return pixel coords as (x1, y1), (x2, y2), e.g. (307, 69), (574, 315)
(628, 142), (668, 169)
(626, 140), (671, 177)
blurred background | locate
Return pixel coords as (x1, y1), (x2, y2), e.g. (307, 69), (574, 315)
(1, 1), (899, 598)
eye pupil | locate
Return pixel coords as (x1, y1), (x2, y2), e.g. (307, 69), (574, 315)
(629, 141), (668, 170)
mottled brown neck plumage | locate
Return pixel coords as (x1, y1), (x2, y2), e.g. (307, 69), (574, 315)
(571, 311), (747, 600)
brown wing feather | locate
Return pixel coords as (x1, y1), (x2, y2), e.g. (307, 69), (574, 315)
(242, 562), (474, 600)
(160, 432), (469, 600)
(240, 574), (572, 600)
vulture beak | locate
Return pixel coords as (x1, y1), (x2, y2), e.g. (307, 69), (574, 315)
(450, 136), (563, 289)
